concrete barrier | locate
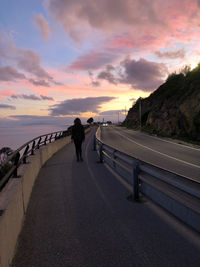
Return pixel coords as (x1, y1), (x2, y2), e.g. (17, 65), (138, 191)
(0, 135), (73, 267)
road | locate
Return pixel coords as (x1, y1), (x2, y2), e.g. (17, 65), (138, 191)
(12, 128), (200, 267)
(101, 126), (200, 181)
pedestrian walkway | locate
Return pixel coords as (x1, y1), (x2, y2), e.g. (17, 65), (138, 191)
(12, 129), (200, 267)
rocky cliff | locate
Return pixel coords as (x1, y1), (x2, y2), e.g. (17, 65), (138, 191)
(124, 66), (200, 141)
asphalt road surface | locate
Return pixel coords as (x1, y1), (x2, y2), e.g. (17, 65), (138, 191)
(12, 128), (200, 267)
(101, 126), (200, 181)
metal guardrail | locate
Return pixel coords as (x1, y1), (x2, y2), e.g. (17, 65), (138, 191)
(0, 124), (91, 191)
(94, 126), (200, 231)
(0, 129), (72, 191)
(0, 125), (90, 191)
(94, 127), (200, 198)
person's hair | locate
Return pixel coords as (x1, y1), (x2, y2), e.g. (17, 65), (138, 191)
(74, 118), (81, 125)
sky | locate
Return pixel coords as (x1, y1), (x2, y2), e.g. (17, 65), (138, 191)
(1, 0), (200, 127)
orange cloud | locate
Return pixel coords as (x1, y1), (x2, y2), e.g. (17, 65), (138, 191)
(0, 90), (16, 99)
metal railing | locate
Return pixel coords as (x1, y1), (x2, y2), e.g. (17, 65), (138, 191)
(0, 129), (71, 191)
(94, 127), (200, 199)
(94, 126), (200, 231)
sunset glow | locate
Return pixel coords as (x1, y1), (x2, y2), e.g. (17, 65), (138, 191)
(1, 0), (200, 126)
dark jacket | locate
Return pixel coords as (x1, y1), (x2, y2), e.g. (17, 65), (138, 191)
(71, 124), (85, 142)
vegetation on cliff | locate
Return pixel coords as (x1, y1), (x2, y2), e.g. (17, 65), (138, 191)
(124, 65), (200, 142)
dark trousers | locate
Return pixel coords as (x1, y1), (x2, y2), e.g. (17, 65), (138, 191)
(74, 140), (82, 160)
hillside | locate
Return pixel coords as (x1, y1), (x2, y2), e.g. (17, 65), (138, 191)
(124, 65), (200, 142)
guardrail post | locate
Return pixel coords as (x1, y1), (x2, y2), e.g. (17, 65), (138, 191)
(99, 143), (103, 163)
(37, 137), (41, 149)
(93, 134), (96, 151)
(23, 145), (29, 164)
(132, 160), (139, 200)
(31, 140), (35, 155)
(14, 152), (20, 177)
(44, 135), (48, 145)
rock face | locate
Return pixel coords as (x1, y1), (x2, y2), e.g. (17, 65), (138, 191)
(124, 68), (200, 141)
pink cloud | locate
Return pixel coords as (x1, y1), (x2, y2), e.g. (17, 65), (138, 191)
(109, 35), (137, 49)
(46, 0), (167, 38)
(34, 14), (51, 41)
(155, 49), (186, 59)
(0, 90), (16, 99)
(46, 0), (200, 53)
(108, 32), (164, 50)
(46, 0), (199, 33)
(68, 51), (118, 70)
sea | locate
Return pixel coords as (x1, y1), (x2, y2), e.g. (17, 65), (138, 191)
(0, 125), (70, 151)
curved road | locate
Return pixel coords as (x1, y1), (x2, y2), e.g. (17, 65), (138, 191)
(12, 128), (200, 266)
(101, 126), (200, 181)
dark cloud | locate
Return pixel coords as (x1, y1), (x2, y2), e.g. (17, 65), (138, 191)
(88, 71), (100, 87)
(0, 104), (16, 110)
(16, 49), (52, 80)
(11, 94), (40, 100)
(34, 14), (51, 41)
(29, 78), (50, 87)
(92, 64), (118, 86)
(22, 94), (43, 100)
(0, 66), (26, 81)
(7, 115), (83, 126)
(29, 77), (63, 87)
(0, 38), (62, 86)
(40, 95), (54, 101)
(15, 49), (63, 86)
(97, 70), (117, 85)
(99, 110), (123, 115)
(120, 58), (168, 90)
(52, 80), (64, 86)
(68, 51), (117, 70)
(129, 97), (136, 102)
(49, 96), (116, 115)
(96, 58), (168, 91)
(10, 94), (54, 101)
(155, 49), (185, 59)
(91, 80), (100, 87)
(0, 39), (62, 86)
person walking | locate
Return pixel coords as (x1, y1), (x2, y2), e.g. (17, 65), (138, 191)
(71, 118), (85, 162)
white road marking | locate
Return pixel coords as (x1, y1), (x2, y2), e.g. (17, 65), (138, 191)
(147, 135), (200, 151)
(119, 127), (200, 151)
(113, 129), (200, 169)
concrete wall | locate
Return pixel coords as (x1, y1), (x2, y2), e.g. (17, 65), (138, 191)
(0, 135), (73, 267)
